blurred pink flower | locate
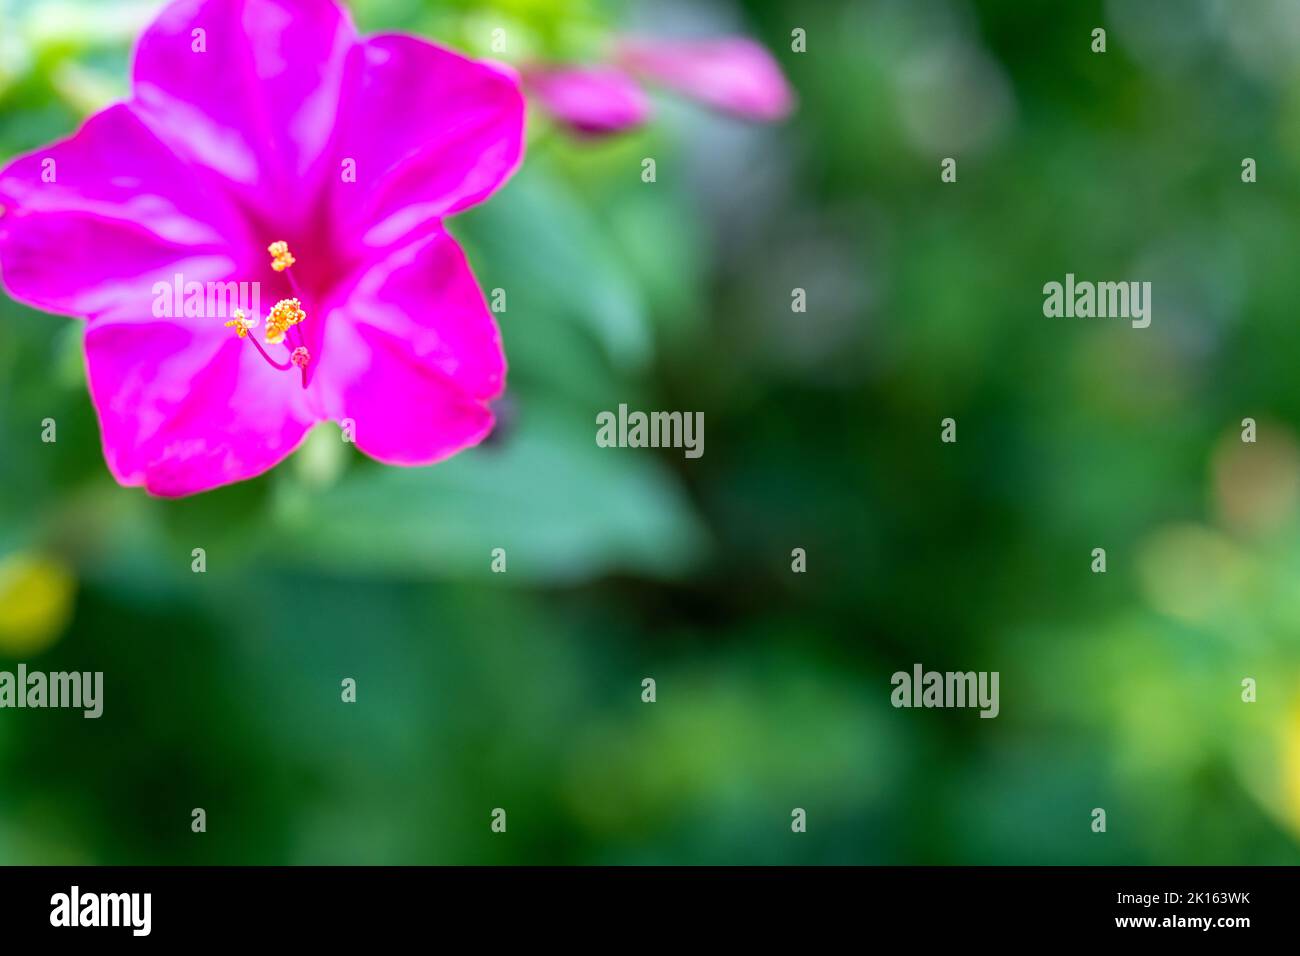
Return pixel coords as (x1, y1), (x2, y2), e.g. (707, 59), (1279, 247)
(0, 0), (525, 496)
(525, 65), (650, 136)
(527, 35), (794, 137)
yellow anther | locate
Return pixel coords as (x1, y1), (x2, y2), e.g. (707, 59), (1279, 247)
(268, 240), (295, 272)
(223, 309), (258, 338)
(264, 297), (305, 344)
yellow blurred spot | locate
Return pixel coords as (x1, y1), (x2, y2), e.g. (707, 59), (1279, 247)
(1283, 704), (1300, 834)
(0, 554), (76, 656)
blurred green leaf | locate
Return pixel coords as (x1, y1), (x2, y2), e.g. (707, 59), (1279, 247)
(456, 162), (654, 378)
(266, 402), (708, 583)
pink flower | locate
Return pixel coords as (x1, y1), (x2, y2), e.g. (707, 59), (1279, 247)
(524, 65), (650, 137)
(0, 0), (525, 497)
(527, 35), (794, 137)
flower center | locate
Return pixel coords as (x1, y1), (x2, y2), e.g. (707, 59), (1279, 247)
(224, 241), (312, 388)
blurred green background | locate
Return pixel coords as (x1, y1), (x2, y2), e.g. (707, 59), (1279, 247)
(1, 0), (1299, 864)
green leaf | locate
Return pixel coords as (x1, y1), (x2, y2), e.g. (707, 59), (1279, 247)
(455, 163), (653, 376)
(268, 403), (708, 583)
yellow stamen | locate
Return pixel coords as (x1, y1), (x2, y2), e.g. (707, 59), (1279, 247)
(223, 309), (258, 338)
(264, 297), (305, 345)
(268, 240), (296, 272)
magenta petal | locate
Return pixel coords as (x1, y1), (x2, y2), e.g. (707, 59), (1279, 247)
(312, 229), (504, 465)
(0, 97), (306, 496)
(330, 35), (525, 255)
(525, 65), (650, 136)
(3, 0), (521, 496)
(86, 320), (317, 496)
(616, 36), (794, 121)
(0, 104), (255, 320)
(131, 0), (356, 221)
